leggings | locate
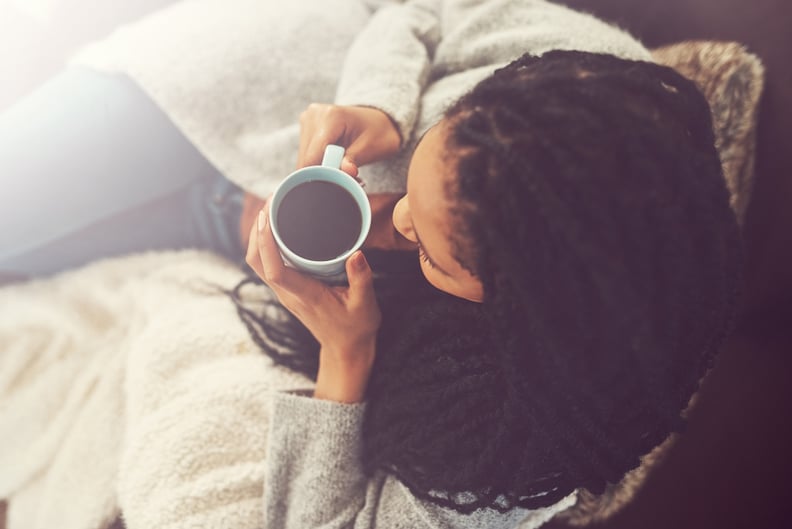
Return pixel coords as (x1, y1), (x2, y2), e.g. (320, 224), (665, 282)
(0, 67), (245, 278)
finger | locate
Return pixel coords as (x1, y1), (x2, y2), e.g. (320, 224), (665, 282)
(298, 131), (323, 170)
(301, 132), (333, 169)
(346, 251), (375, 307)
(302, 107), (350, 168)
(256, 206), (290, 286)
(297, 128), (310, 170)
(245, 207), (309, 313)
(340, 157), (360, 180)
(341, 136), (365, 168)
(343, 116), (400, 168)
(245, 221), (264, 277)
(297, 105), (319, 169)
(298, 128), (326, 169)
(302, 112), (343, 168)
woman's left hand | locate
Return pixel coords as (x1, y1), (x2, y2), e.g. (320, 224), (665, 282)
(246, 203), (381, 403)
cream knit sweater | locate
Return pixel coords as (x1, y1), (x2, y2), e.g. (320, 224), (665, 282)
(71, 0), (651, 197)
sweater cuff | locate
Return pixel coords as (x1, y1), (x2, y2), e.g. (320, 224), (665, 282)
(335, 94), (417, 148)
(271, 391), (367, 443)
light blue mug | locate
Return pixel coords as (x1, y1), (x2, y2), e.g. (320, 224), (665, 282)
(268, 145), (371, 279)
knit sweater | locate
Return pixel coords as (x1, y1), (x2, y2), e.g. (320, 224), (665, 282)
(71, 0), (651, 196)
(70, 1), (652, 527)
(265, 392), (577, 529)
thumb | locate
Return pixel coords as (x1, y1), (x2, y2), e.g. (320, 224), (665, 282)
(346, 251), (374, 304)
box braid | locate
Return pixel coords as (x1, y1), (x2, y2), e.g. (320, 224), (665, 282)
(226, 50), (742, 515)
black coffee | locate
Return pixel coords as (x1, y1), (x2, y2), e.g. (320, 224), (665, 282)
(276, 180), (362, 261)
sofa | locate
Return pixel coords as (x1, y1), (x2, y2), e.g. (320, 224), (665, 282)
(546, 1), (792, 528)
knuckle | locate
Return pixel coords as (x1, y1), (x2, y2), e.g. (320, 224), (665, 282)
(324, 105), (341, 120)
(262, 269), (282, 286)
(305, 103), (325, 116)
(349, 296), (372, 314)
(300, 104), (317, 120)
(272, 291), (288, 306)
(273, 292), (296, 315)
(244, 251), (256, 268)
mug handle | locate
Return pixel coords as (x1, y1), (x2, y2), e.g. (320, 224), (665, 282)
(321, 144), (345, 169)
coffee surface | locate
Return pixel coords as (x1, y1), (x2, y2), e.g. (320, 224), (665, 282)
(276, 181), (361, 261)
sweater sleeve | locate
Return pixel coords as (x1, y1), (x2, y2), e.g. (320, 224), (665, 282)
(262, 392), (576, 529)
(262, 392), (372, 528)
(334, 0), (442, 144)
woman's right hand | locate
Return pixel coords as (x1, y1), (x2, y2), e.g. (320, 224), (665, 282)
(297, 104), (401, 176)
(246, 204), (381, 402)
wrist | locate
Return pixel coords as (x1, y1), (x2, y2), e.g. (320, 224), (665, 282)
(361, 105), (403, 148)
(313, 342), (376, 403)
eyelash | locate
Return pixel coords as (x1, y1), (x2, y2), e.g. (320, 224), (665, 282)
(417, 243), (436, 269)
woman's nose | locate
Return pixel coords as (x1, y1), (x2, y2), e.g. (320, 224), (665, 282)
(392, 196), (417, 243)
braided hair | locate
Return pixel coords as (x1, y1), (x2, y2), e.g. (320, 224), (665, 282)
(228, 50), (742, 514)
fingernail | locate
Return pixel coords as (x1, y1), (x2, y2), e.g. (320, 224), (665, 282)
(258, 209), (267, 232)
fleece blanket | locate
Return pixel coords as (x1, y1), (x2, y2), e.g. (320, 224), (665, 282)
(0, 250), (312, 529)
(2, 2), (372, 523)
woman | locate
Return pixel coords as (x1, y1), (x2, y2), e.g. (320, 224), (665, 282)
(236, 50), (742, 528)
(0, 1), (740, 526)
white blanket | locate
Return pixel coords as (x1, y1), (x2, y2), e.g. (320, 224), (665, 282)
(0, 250), (312, 529)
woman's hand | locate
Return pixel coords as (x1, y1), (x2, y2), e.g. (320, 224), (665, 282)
(246, 203), (381, 403)
(239, 192), (268, 250)
(298, 104), (401, 176)
(238, 105), (403, 251)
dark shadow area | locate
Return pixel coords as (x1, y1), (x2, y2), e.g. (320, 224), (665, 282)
(546, 1), (792, 528)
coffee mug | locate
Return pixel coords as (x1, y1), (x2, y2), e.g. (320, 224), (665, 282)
(268, 144), (371, 278)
